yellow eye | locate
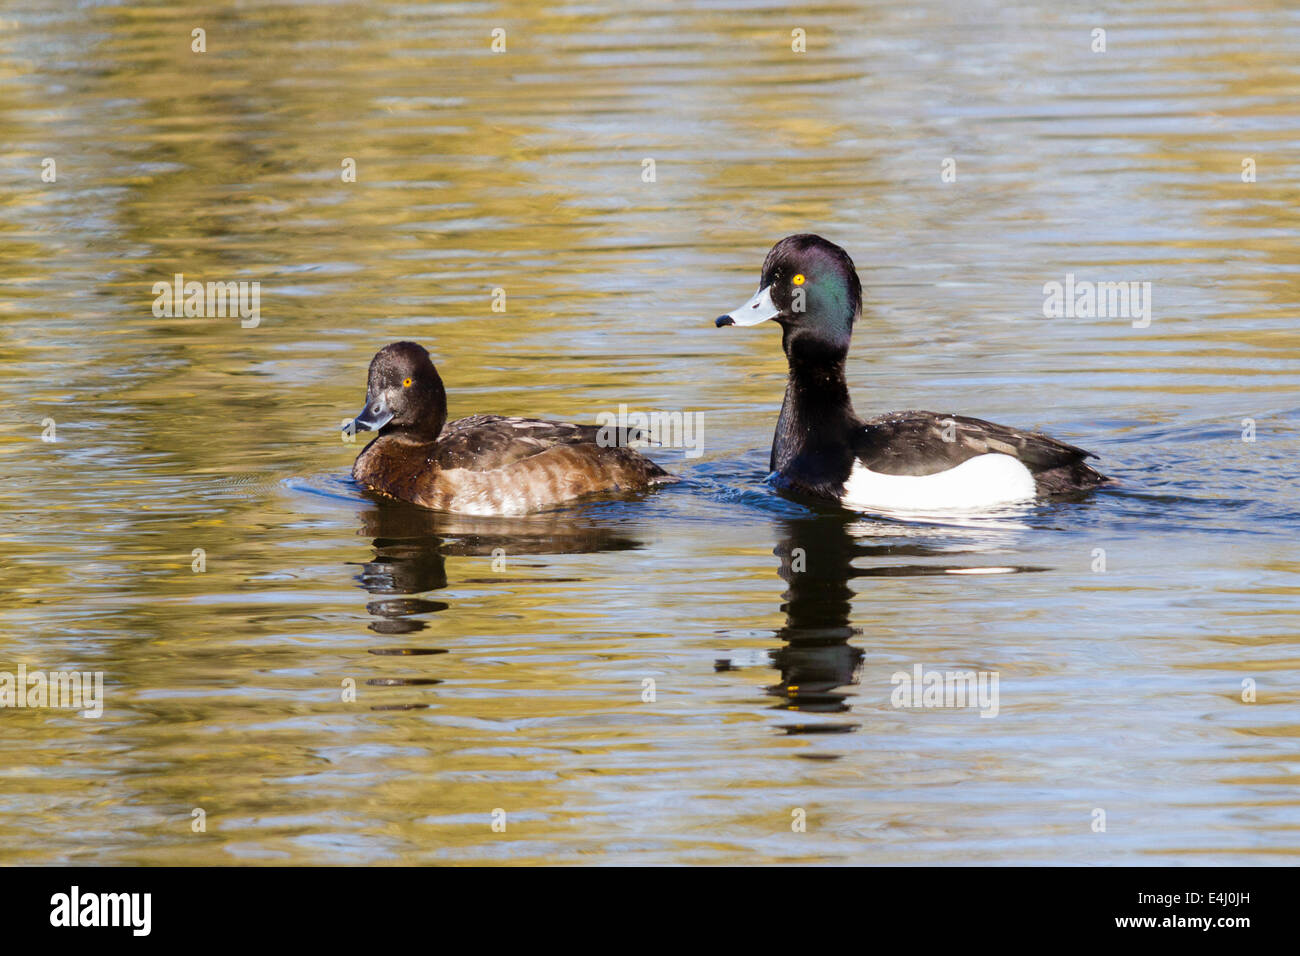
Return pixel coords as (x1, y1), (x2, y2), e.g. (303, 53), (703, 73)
(402, 378), (412, 388)
(792, 274), (805, 286)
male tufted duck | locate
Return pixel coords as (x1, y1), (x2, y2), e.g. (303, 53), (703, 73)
(349, 342), (678, 515)
(715, 235), (1110, 512)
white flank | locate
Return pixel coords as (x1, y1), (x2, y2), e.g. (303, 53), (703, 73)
(841, 453), (1036, 512)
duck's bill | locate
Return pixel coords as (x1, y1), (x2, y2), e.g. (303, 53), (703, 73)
(715, 285), (779, 327)
(352, 394), (393, 431)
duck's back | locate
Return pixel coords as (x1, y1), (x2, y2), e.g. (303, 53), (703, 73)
(853, 410), (1109, 495)
(432, 415), (622, 471)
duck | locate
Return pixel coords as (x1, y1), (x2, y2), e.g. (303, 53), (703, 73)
(348, 342), (678, 515)
(714, 234), (1111, 512)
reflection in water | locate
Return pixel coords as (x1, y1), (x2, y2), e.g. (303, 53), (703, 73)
(726, 515), (1047, 738)
(356, 499), (644, 605)
(353, 498), (646, 708)
(768, 517), (865, 735)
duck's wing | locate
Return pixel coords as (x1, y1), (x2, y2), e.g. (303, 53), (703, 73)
(433, 415), (645, 472)
(854, 410), (1100, 478)
(411, 416), (675, 514)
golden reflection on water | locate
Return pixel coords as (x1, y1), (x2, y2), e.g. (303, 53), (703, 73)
(1, 0), (1299, 863)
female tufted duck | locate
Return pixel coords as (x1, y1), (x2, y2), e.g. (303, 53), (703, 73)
(715, 234), (1110, 512)
(349, 342), (678, 515)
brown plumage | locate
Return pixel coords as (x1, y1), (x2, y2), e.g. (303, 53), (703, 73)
(349, 342), (677, 515)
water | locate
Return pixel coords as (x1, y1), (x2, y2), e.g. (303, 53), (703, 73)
(1, 0), (1298, 864)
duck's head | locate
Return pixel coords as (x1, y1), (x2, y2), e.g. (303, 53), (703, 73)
(352, 341), (447, 440)
(714, 234), (861, 358)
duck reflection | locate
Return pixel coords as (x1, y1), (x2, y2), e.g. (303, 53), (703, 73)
(725, 513), (1042, 737)
(750, 516), (868, 735)
(353, 499), (644, 709)
(357, 499), (645, 629)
